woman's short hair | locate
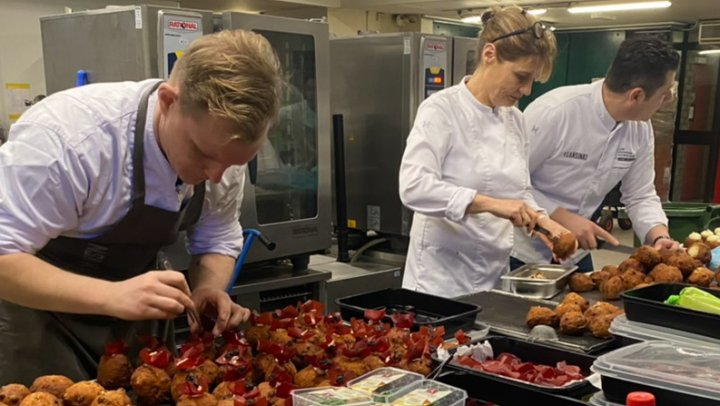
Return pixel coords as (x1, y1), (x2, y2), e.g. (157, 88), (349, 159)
(170, 29), (282, 144)
(477, 5), (557, 83)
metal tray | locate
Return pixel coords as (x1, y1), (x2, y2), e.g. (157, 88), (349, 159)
(459, 290), (619, 354)
(501, 264), (577, 299)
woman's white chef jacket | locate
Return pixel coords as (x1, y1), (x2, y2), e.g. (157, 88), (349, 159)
(511, 79), (668, 264)
(399, 77), (543, 298)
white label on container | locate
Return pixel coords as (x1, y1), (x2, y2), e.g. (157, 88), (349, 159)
(301, 388), (369, 403)
(134, 7), (142, 29)
(392, 389), (451, 405)
(403, 37), (411, 54)
(350, 371), (405, 393)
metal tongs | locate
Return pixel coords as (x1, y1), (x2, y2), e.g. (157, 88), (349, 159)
(157, 255), (202, 344)
(533, 223), (560, 244)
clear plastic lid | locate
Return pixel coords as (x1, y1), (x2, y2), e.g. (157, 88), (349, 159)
(347, 367), (423, 403)
(291, 387), (373, 406)
(389, 380), (467, 406)
(588, 392), (623, 406)
(609, 314), (720, 349)
(592, 341), (720, 401)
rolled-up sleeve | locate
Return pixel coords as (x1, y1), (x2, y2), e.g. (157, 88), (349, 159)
(186, 166), (245, 258)
(620, 124), (668, 242)
(399, 103), (476, 223)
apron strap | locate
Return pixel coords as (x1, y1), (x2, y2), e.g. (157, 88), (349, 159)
(131, 81), (164, 209)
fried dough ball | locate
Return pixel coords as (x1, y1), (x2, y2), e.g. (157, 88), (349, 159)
(568, 273), (594, 292)
(268, 330), (293, 346)
(197, 360), (222, 388)
(600, 275), (624, 300)
(176, 394), (217, 406)
(555, 303), (582, 319)
(621, 269), (646, 290)
(131, 365), (171, 406)
(584, 302), (621, 320)
(404, 358), (432, 376)
(562, 292), (589, 312)
(590, 270), (612, 287)
(333, 355), (370, 377)
(63, 381), (103, 406)
(30, 376), (74, 399)
(526, 306), (558, 328)
(687, 242), (712, 265)
(89, 390), (131, 406)
(649, 263), (684, 283)
(667, 254), (698, 278)
(685, 232), (703, 248)
(553, 233), (577, 259)
(688, 267), (715, 287)
(19, 393), (61, 406)
(244, 326), (270, 347)
(363, 355), (386, 371)
(559, 311), (588, 335)
(659, 247), (684, 262)
(601, 265), (621, 277)
(618, 258), (644, 274)
(633, 282), (653, 290)
(707, 235), (720, 249)
(631, 246), (662, 270)
(97, 354), (132, 390)
(0, 384), (30, 406)
(294, 366), (326, 388)
(589, 314), (616, 338)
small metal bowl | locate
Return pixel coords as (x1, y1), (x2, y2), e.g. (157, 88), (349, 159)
(501, 264), (578, 299)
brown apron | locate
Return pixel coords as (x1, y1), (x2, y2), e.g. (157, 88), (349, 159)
(0, 81), (206, 385)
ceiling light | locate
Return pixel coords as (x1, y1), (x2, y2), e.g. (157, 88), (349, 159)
(461, 15), (483, 24)
(527, 9), (548, 16)
(568, 1), (671, 14)
(699, 49), (720, 55)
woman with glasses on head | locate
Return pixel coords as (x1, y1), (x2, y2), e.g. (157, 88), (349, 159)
(399, 5), (574, 297)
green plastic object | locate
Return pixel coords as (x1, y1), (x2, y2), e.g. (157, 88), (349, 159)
(665, 287), (720, 315)
(633, 202), (720, 247)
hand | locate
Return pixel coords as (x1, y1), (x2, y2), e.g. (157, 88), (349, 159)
(653, 237), (679, 251)
(483, 197), (540, 230)
(192, 287), (251, 336)
(106, 270), (197, 321)
(551, 208), (619, 250)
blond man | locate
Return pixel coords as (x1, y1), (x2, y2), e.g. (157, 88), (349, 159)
(0, 30), (281, 383)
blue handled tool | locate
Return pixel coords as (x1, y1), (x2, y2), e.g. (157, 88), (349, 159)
(225, 228), (276, 293)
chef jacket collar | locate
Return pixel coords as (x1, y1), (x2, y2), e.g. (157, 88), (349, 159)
(592, 78), (620, 133)
(461, 75), (499, 115)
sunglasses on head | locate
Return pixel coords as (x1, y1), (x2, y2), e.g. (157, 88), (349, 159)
(491, 21), (548, 43)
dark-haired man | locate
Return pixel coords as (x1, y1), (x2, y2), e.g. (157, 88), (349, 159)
(511, 37), (680, 271)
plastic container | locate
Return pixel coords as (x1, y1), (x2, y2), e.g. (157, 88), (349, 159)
(347, 367), (423, 403)
(609, 313), (720, 349)
(592, 341), (720, 406)
(588, 392), (622, 406)
(621, 283), (720, 340)
(291, 387), (372, 406)
(440, 336), (596, 398)
(389, 380), (466, 406)
(336, 289), (481, 336)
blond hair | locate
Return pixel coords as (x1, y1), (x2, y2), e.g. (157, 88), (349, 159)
(170, 29), (282, 144)
(477, 5), (557, 83)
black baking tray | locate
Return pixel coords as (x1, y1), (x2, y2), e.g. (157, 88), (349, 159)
(602, 374), (719, 406)
(436, 336), (597, 403)
(622, 283), (720, 340)
(459, 291), (618, 354)
(335, 289), (481, 335)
